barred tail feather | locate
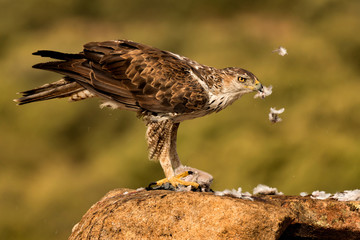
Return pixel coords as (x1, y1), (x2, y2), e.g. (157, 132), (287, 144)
(14, 78), (84, 105)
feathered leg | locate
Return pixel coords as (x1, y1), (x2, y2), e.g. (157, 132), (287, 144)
(146, 120), (213, 191)
(146, 120), (182, 179)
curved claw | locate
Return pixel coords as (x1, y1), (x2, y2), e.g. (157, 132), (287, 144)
(147, 171), (200, 190)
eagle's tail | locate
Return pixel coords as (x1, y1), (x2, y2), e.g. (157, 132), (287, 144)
(14, 77), (86, 105)
(14, 50), (90, 105)
(32, 50), (84, 61)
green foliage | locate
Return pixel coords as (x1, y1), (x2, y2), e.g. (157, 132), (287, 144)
(1, 0), (360, 239)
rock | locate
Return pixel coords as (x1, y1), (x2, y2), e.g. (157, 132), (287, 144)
(69, 188), (360, 240)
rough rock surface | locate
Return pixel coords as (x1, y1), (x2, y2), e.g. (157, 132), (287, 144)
(69, 188), (360, 240)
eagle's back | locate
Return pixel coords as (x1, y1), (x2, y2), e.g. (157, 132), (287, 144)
(16, 40), (214, 119)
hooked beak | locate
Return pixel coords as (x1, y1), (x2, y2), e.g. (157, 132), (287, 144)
(254, 79), (263, 92)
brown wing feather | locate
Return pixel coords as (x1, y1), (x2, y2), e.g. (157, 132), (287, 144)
(82, 40), (209, 114)
(30, 40), (209, 114)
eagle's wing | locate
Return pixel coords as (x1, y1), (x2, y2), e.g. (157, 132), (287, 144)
(33, 40), (210, 114)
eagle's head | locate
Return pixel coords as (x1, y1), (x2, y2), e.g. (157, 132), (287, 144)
(222, 67), (263, 95)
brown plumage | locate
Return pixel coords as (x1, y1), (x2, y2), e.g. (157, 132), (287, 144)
(15, 40), (264, 190)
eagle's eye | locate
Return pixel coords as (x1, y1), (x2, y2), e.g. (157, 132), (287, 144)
(238, 76), (247, 83)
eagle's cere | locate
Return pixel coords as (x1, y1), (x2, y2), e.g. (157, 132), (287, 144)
(15, 40), (266, 190)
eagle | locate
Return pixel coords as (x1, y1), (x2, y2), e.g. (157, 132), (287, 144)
(15, 40), (264, 191)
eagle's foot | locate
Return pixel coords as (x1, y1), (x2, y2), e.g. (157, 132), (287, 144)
(147, 171), (200, 191)
(147, 167), (213, 192)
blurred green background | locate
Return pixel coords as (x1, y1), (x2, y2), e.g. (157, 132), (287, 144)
(1, 0), (360, 239)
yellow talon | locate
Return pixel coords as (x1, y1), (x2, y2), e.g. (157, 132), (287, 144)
(148, 171), (199, 190)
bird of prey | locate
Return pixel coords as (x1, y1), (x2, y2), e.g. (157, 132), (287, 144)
(15, 40), (264, 191)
